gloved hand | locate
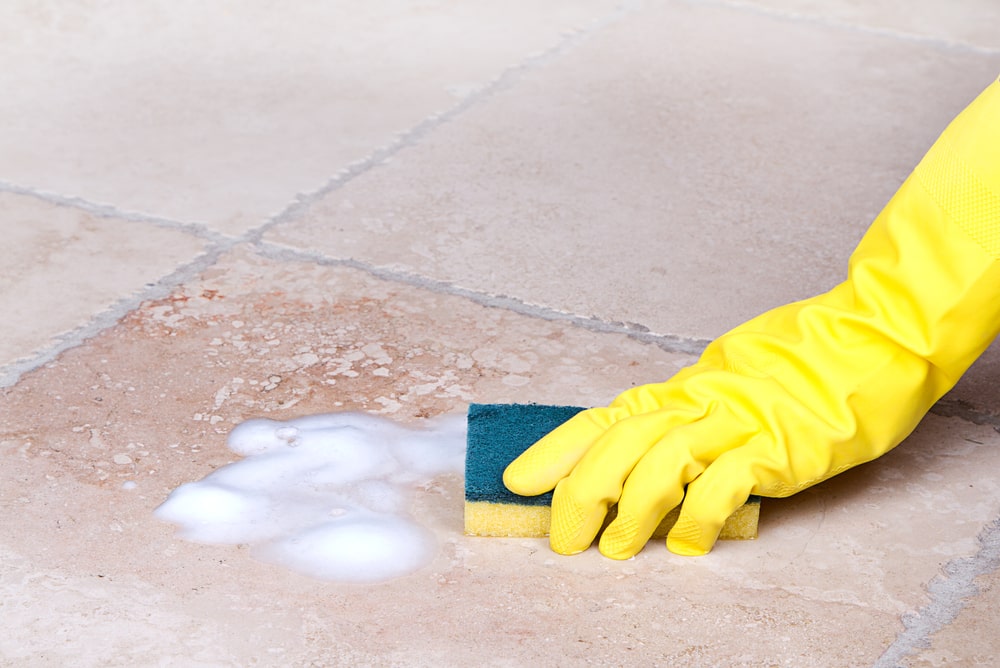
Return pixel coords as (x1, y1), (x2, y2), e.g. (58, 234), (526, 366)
(504, 77), (1000, 558)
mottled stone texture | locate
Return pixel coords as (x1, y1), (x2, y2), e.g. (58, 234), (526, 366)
(2, 1), (1000, 665)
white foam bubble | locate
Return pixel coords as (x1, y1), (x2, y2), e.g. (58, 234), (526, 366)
(252, 514), (436, 584)
(155, 412), (466, 583)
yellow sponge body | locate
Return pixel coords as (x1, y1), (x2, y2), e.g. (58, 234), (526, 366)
(465, 497), (759, 541)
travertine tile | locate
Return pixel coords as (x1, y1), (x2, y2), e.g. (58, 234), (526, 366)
(3, 246), (1000, 665)
(0, 192), (206, 377)
(266, 1), (1000, 339)
(941, 337), (1000, 421)
(0, 0), (620, 234)
(0, 246), (692, 493)
(266, 0), (1000, 417)
(906, 561), (1000, 666)
(728, 0), (1000, 52)
(4, 1), (1000, 665)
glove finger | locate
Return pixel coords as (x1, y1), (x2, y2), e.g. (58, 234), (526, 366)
(503, 404), (631, 496)
(546, 408), (698, 554)
(598, 411), (752, 559)
(665, 436), (767, 556)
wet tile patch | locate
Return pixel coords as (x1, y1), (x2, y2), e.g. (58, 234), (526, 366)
(0, 245), (690, 493)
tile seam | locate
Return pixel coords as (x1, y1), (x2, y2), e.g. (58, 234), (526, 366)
(245, 0), (644, 243)
(930, 399), (1000, 432)
(0, 240), (241, 389)
(0, 1), (644, 387)
(0, 179), (230, 244)
(1, 1), (641, 246)
(873, 516), (1000, 667)
(253, 240), (710, 357)
(687, 0), (1000, 56)
(252, 242), (1000, 429)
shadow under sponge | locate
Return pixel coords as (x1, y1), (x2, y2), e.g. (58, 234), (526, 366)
(463, 402), (760, 540)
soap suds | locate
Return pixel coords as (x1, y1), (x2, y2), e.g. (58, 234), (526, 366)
(155, 412), (466, 583)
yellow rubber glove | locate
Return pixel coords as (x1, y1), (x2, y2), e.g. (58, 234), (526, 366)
(504, 77), (1000, 558)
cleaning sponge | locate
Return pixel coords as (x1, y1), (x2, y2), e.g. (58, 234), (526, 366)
(464, 403), (760, 541)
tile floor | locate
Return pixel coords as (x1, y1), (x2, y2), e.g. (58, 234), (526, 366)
(2, 1), (999, 665)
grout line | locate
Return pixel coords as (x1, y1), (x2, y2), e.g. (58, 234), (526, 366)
(245, 0), (643, 243)
(0, 179), (231, 244)
(254, 240), (711, 357)
(0, 0), (644, 388)
(0, 180), (241, 387)
(5, 0), (998, 419)
(931, 399), (1000, 432)
(4, 0), (643, 250)
(874, 516), (1000, 667)
(255, 242), (1000, 426)
(687, 0), (1000, 56)
(0, 240), (240, 389)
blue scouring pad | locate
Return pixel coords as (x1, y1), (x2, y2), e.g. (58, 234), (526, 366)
(463, 402), (760, 540)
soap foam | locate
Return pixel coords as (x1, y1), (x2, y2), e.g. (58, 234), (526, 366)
(155, 412), (466, 583)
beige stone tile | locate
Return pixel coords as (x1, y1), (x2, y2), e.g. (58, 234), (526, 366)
(0, 192), (206, 378)
(3, 246), (1000, 665)
(727, 0), (1000, 52)
(266, 0), (1000, 415)
(0, 0), (620, 234)
(906, 563), (1000, 666)
(0, 545), (242, 666)
(939, 337), (1000, 423)
(266, 1), (1000, 339)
